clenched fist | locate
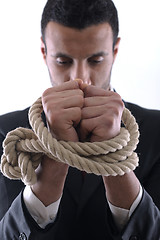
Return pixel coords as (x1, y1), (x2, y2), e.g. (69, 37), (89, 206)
(42, 80), (84, 142)
(42, 80), (124, 143)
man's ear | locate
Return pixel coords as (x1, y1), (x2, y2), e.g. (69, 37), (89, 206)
(113, 37), (121, 63)
(41, 37), (47, 63)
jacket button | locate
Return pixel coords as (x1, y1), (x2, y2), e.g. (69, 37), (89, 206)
(19, 232), (27, 240)
(129, 236), (139, 240)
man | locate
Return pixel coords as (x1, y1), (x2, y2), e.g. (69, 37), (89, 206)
(0, 0), (160, 239)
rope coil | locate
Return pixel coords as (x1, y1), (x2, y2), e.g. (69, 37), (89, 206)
(0, 97), (140, 185)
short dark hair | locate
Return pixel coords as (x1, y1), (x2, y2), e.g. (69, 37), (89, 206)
(41, 0), (119, 47)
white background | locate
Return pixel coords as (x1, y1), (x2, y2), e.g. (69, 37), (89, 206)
(0, 0), (160, 115)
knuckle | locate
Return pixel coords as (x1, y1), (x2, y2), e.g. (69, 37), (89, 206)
(104, 115), (115, 128)
(112, 106), (120, 117)
(42, 87), (53, 99)
(44, 101), (56, 116)
(48, 110), (61, 125)
(114, 93), (124, 108)
(118, 99), (124, 109)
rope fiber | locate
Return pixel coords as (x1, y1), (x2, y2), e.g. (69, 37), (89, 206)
(0, 97), (140, 185)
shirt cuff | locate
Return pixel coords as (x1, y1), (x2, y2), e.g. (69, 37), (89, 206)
(23, 186), (61, 229)
(108, 184), (143, 230)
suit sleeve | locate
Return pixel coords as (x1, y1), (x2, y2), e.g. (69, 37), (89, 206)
(121, 151), (160, 239)
(0, 192), (31, 240)
(120, 138), (160, 239)
(118, 104), (160, 240)
(121, 189), (160, 240)
(0, 190), (63, 240)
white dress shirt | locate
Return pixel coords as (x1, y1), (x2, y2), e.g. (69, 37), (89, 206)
(23, 184), (142, 230)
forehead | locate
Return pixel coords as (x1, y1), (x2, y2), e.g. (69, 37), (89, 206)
(45, 22), (114, 56)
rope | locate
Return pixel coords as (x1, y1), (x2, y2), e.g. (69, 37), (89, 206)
(0, 97), (139, 185)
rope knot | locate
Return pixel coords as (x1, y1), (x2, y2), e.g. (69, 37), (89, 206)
(1, 128), (42, 184)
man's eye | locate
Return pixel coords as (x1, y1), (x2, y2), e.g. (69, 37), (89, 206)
(88, 56), (104, 64)
(56, 57), (72, 65)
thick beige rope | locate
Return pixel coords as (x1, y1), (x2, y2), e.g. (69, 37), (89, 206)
(0, 97), (139, 185)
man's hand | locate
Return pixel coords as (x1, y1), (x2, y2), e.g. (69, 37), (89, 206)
(42, 80), (84, 142)
(79, 84), (124, 142)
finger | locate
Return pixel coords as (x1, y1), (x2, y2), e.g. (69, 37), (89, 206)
(43, 80), (80, 95)
(82, 105), (107, 119)
(53, 107), (82, 128)
(83, 85), (111, 97)
(43, 89), (84, 101)
(42, 89), (84, 111)
(83, 96), (110, 107)
(50, 95), (84, 110)
(82, 103), (124, 121)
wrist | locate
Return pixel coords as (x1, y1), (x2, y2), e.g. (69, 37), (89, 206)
(31, 156), (68, 206)
(103, 171), (140, 210)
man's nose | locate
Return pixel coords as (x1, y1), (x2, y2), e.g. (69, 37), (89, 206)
(71, 62), (91, 85)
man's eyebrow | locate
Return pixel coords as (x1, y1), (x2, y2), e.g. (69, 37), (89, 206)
(51, 52), (73, 58)
(89, 51), (109, 58)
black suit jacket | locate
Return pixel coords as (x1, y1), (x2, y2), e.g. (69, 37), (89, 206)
(0, 102), (160, 240)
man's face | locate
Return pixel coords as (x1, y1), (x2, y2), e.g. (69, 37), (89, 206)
(41, 22), (120, 90)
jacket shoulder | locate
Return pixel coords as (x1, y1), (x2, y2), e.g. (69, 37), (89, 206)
(0, 108), (30, 137)
(125, 101), (160, 124)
